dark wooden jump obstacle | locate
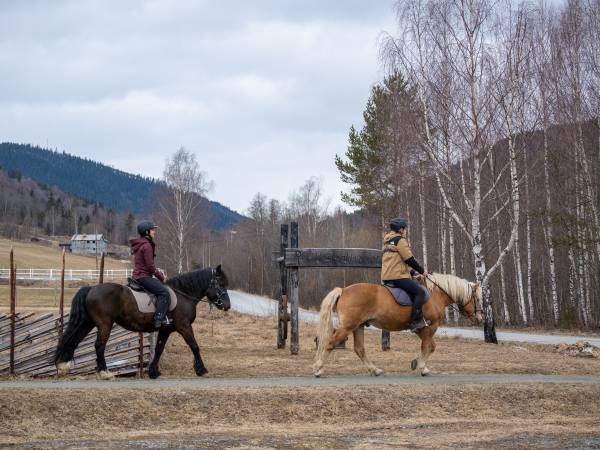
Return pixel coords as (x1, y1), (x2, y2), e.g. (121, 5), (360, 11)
(1, 248), (152, 377)
(277, 223), (390, 354)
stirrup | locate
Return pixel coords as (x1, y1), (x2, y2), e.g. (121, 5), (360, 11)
(410, 318), (431, 333)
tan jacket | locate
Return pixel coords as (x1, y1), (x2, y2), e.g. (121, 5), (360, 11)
(381, 231), (414, 281)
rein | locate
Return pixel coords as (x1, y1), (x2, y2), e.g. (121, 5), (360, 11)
(168, 268), (227, 309)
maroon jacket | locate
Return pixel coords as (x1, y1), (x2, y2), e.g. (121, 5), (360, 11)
(130, 237), (165, 282)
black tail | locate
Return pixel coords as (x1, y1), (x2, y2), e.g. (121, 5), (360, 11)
(55, 286), (93, 363)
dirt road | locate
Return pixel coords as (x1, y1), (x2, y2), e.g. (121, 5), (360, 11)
(2, 373), (600, 390)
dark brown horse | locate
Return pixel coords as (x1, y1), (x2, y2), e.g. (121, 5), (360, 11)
(314, 273), (482, 377)
(55, 265), (230, 379)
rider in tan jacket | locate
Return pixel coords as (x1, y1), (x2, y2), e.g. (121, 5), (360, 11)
(381, 217), (431, 332)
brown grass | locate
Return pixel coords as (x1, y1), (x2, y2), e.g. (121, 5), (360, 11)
(1, 310), (600, 447)
(0, 285), (80, 308)
(1, 384), (599, 448)
(0, 238), (130, 270)
(155, 308), (600, 379)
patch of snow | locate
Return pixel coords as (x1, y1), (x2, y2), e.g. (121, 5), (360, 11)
(228, 291), (600, 347)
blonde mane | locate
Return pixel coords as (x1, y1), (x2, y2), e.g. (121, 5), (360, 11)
(424, 273), (474, 305)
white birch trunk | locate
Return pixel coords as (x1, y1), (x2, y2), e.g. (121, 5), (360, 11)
(542, 126), (560, 325)
(496, 222), (510, 325)
(418, 167), (428, 268)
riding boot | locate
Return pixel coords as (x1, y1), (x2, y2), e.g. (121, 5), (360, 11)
(153, 296), (170, 328)
(409, 307), (430, 333)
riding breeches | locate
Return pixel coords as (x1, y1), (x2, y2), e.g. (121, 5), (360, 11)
(137, 276), (170, 319)
(385, 278), (429, 310)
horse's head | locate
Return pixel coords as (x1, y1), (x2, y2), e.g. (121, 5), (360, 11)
(461, 282), (482, 325)
(206, 264), (231, 311)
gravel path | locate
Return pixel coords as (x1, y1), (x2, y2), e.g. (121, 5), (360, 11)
(2, 374), (600, 390)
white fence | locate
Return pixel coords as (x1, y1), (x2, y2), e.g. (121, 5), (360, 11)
(0, 268), (132, 281)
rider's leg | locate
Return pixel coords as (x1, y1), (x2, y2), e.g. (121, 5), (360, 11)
(395, 278), (430, 330)
(137, 276), (171, 327)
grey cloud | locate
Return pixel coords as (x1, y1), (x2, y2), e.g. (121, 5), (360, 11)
(0, 0), (396, 212)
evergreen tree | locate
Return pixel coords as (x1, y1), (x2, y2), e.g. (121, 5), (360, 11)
(335, 71), (420, 222)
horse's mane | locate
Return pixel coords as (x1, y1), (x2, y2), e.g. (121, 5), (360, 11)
(166, 268), (212, 294)
(425, 273), (473, 305)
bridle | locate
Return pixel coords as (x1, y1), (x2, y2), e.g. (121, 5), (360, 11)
(208, 268), (228, 309)
(169, 268), (228, 309)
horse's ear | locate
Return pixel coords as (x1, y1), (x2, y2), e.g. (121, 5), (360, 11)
(216, 264), (222, 274)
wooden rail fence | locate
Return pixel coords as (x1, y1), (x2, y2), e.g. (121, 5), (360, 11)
(2, 249), (152, 377)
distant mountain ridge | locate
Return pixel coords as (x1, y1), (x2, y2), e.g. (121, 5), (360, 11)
(0, 143), (243, 230)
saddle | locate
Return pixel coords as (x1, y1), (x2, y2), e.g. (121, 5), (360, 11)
(127, 277), (145, 292)
(126, 278), (178, 313)
(382, 283), (414, 307)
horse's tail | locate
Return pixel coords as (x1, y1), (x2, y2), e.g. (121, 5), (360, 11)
(55, 286), (93, 365)
(315, 287), (343, 363)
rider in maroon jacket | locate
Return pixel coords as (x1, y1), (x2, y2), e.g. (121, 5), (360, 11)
(130, 221), (170, 328)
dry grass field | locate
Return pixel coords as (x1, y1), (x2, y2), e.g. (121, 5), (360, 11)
(1, 239), (600, 447)
(2, 309), (600, 448)
(0, 238), (130, 270)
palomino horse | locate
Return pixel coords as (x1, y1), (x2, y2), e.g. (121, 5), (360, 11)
(314, 273), (482, 377)
(55, 265), (230, 379)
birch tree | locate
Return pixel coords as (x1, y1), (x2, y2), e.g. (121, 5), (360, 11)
(159, 147), (212, 274)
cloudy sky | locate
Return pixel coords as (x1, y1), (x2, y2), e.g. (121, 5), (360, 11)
(0, 1), (396, 213)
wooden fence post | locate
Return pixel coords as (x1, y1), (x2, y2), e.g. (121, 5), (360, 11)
(290, 268), (299, 355)
(138, 332), (144, 378)
(9, 248), (16, 375)
(278, 224), (289, 349)
(289, 222), (299, 355)
(98, 253), (105, 284)
(381, 330), (391, 351)
(59, 250), (65, 340)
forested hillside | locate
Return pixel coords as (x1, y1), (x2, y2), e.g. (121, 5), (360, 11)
(0, 166), (135, 243)
(0, 143), (242, 230)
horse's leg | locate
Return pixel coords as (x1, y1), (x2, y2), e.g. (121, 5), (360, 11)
(56, 322), (94, 375)
(178, 324), (208, 377)
(411, 328), (436, 376)
(148, 328), (172, 379)
(95, 322), (114, 380)
(353, 327), (383, 376)
(314, 327), (352, 377)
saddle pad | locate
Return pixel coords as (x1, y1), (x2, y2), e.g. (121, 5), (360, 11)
(384, 286), (413, 306)
(126, 286), (178, 313)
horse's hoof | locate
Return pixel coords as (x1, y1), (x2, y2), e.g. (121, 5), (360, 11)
(195, 367), (208, 377)
(421, 371), (430, 377)
(410, 359), (418, 371)
(97, 370), (115, 380)
(369, 367), (383, 377)
(314, 370), (323, 378)
(148, 367), (161, 379)
(56, 361), (72, 376)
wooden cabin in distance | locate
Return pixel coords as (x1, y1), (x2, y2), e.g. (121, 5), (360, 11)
(70, 234), (108, 255)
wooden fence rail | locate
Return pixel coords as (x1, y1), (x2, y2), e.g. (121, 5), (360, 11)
(0, 312), (152, 377)
(2, 249), (152, 377)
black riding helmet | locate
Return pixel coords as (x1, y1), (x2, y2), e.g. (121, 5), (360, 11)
(390, 217), (408, 232)
(137, 220), (158, 236)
